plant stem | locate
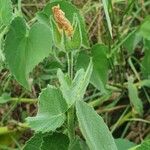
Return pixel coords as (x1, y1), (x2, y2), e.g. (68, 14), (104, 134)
(66, 53), (71, 77)
(18, 0), (22, 14)
(11, 97), (37, 103)
(88, 93), (112, 107)
(67, 106), (75, 142)
(66, 52), (75, 142)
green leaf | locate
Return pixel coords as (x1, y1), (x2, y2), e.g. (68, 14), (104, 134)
(141, 40), (150, 79)
(37, 0), (89, 48)
(123, 31), (142, 54)
(57, 60), (93, 106)
(75, 51), (90, 71)
(140, 79), (150, 88)
(76, 100), (117, 150)
(50, 17), (65, 51)
(41, 133), (69, 150)
(0, 93), (11, 104)
(4, 17), (52, 89)
(0, 0), (13, 26)
(23, 133), (43, 150)
(91, 44), (109, 93)
(136, 139), (150, 150)
(139, 16), (150, 40)
(26, 85), (68, 133)
(127, 76), (143, 115)
(76, 46), (109, 94)
(115, 138), (136, 150)
(64, 15), (82, 51)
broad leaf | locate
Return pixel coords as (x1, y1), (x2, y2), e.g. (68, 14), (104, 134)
(26, 85), (68, 133)
(76, 100), (117, 150)
(0, 0), (13, 26)
(4, 17), (52, 89)
(91, 44), (109, 93)
(127, 76), (143, 115)
(41, 133), (69, 150)
(115, 138), (136, 150)
(37, 0), (89, 48)
(57, 60), (93, 106)
(23, 133), (43, 150)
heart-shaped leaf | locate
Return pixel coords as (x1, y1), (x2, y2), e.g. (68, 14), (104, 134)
(4, 17), (52, 89)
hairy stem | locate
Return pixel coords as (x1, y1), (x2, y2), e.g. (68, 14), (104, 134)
(66, 52), (75, 142)
(67, 106), (75, 142)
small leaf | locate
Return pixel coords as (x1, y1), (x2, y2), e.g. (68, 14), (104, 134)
(141, 40), (150, 79)
(57, 60), (93, 106)
(75, 51), (90, 71)
(4, 17), (52, 89)
(127, 76), (143, 115)
(91, 44), (109, 93)
(140, 79), (150, 88)
(65, 15), (82, 51)
(26, 85), (68, 133)
(123, 31), (142, 54)
(50, 17), (65, 51)
(23, 133), (43, 150)
(136, 139), (150, 150)
(76, 47), (109, 94)
(41, 133), (69, 150)
(138, 16), (150, 40)
(0, 0), (13, 26)
(76, 100), (117, 150)
(0, 93), (11, 104)
(115, 138), (136, 150)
